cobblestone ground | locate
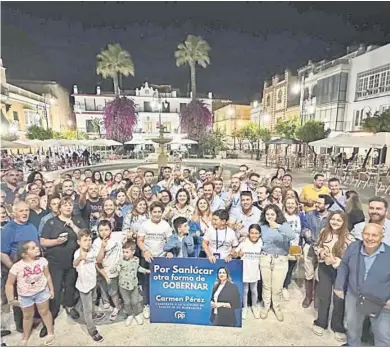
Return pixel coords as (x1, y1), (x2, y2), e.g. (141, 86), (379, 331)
(4, 158), (383, 347)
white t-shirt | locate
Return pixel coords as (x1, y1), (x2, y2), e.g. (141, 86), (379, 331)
(236, 239), (263, 283)
(284, 214), (301, 246)
(74, 248), (97, 293)
(92, 232), (124, 278)
(203, 226), (238, 259)
(138, 219), (173, 257)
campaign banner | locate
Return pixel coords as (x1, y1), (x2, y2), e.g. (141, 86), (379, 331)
(150, 257), (243, 327)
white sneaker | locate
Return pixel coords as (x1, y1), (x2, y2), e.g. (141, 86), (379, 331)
(282, 288), (290, 301)
(260, 306), (269, 320)
(242, 307), (248, 320)
(313, 325), (324, 336)
(273, 307), (284, 322)
(134, 314), (144, 325)
(125, 315), (134, 327)
(109, 307), (120, 321)
(334, 332), (346, 342)
(252, 305), (261, 319)
(143, 305), (150, 319)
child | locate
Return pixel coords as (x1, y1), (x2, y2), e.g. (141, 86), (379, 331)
(5, 241), (55, 346)
(164, 217), (195, 258)
(137, 201), (172, 319)
(93, 220), (124, 321)
(235, 224), (263, 320)
(73, 229), (105, 343)
(117, 241), (150, 327)
(202, 209), (239, 263)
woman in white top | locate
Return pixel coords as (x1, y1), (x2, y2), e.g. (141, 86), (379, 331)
(210, 267), (240, 327)
(123, 198), (149, 240)
(282, 197), (302, 300)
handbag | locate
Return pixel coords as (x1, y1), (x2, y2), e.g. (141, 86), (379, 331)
(289, 245), (302, 256)
(356, 243), (385, 318)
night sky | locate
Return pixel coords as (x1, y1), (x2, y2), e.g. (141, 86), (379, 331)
(1, 2), (390, 102)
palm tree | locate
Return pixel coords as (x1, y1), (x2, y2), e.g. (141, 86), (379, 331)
(96, 43), (134, 96)
(174, 35), (211, 100)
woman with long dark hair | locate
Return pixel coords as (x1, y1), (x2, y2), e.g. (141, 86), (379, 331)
(104, 172), (114, 188)
(115, 188), (132, 216)
(313, 211), (355, 342)
(210, 267), (241, 327)
(163, 188), (194, 223)
(259, 204), (295, 322)
(98, 198), (123, 232)
(345, 190), (365, 231)
(91, 171), (104, 185)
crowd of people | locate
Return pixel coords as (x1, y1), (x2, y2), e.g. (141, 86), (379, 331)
(0, 163), (389, 346)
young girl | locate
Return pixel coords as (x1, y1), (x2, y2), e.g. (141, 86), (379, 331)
(234, 224), (263, 320)
(313, 211), (355, 342)
(5, 241), (55, 346)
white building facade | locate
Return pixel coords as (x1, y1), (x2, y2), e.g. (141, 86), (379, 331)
(298, 43), (390, 134)
(345, 43), (390, 132)
(72, 82), (213, 140)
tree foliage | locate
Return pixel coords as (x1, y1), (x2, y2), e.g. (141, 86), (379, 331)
(96, 43), (135, 96)
(361, 110), (390, 133)
(199, 128), (226, 157)
(104, 97), (138, 143)
(274, 117), (300, 139)
(180, 100), (212, 140)
(296, 120), (330, 143)
(59, 130), (89, 140)
(175, 35), (211, 100)
(242, 123), (260, 158)
(27, 125), (56, 140)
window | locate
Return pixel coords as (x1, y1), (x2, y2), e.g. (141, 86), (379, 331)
(355, 64), (390, 99)
(163, 122), (171, 133)
(13, 111), (19, 121)
(144, 102), (153, 112)
(144, 117), (152, 133)
(277, 90), (282, 103)
(354, 110), (360, 126)
(179, 103), (187, 112)
(266, 95), (271, 106)
(24, 109), (39, 127)
(86, 120), (98, 133)
(162, 101), (170, 113)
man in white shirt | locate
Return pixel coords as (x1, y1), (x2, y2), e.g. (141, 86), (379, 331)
(353, 197), (390, 246)
(203, 182), (225, 213)
(203, 209), (238, 263)
(228, 191), (261, 239)
(157, 166), (172, 190)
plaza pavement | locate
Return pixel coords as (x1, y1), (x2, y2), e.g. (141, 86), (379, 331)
(5, 158), (381, 346)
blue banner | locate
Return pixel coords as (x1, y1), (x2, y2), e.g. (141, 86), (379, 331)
(150, 257), (243, 327)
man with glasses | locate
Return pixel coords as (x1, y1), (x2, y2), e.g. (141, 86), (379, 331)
(0, 169), (19, 205)
(242, 173), (261, 201)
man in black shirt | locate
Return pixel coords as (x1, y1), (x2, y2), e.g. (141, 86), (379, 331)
(79, 183), (104, 235)
(40, 197), (86, 338)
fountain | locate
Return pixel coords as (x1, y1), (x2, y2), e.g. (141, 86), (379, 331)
(151, 124), (172, 169)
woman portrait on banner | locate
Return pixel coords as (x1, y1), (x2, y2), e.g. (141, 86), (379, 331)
(210, 267), (241, 327)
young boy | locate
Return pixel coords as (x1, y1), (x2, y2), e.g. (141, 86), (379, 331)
(118, 241), (150, 327)
(137, 201), (172, 319)
(202, 209), (239, 263)
(93, 220), (124, 321)
(164, 217), (195, 258)
(73, 229), (105, 343)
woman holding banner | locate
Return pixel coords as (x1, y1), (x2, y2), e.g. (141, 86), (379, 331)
(210, 267), (241, 327)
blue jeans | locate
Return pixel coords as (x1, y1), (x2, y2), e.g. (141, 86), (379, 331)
(345, 293), (390, 346)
